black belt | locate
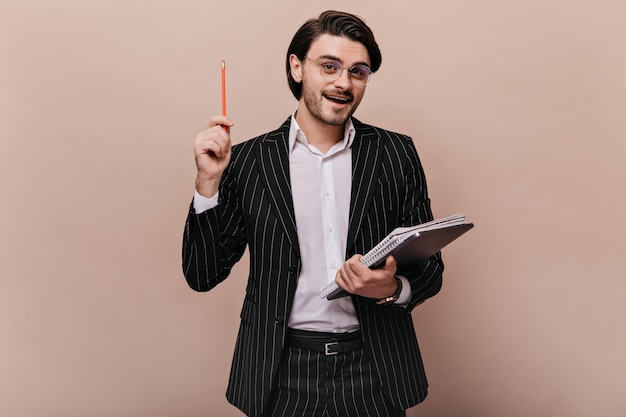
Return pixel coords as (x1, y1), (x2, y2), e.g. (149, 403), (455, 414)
(286, 328), (363, 356)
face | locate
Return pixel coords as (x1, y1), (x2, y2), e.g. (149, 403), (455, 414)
(290, 34), (371, 127)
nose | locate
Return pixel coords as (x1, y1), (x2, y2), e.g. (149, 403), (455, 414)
(333, 69), (352, 89)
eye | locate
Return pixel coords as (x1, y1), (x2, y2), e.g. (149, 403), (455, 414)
(349, 65), (371, 80)
(320, 61), (340, 74)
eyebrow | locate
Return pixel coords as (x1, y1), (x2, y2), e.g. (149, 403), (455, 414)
(315, 54), (371, 68)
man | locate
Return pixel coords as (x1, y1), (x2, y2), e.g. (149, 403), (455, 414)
(182, 10), (444, 417)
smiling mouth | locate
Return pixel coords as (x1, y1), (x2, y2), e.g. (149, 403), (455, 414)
(324, 92), (352, 105)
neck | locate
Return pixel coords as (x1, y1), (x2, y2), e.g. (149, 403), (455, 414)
(294, 109), (345, 154)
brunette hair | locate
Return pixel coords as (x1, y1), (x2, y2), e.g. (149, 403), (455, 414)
(286, 10), (382, 99)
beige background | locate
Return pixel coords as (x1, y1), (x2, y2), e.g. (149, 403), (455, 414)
(2, 0), (625, 416)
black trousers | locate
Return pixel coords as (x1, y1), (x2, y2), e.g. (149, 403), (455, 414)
(263, 331), (406, 417)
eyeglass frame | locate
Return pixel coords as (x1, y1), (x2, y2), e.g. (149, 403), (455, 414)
(302, 57), (372, 87)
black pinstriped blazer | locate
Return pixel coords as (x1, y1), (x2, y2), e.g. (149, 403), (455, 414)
(182, 117), (444, 417)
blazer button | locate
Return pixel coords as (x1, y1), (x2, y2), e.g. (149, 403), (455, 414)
(275, 316), (285, 325)
(288, 266), (297, 275)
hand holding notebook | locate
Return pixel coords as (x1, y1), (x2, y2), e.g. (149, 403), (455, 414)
(320, 214), (474, 300)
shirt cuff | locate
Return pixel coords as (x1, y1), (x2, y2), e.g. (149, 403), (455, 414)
(193, 190), (219, 214)
(395, 275), (412, 305)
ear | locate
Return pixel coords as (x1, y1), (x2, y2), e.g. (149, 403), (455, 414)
(289, 54), (303, 82)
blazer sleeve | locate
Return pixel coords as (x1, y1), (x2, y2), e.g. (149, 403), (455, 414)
(397, 138), (444, 311)
(181, 165), (248, 292)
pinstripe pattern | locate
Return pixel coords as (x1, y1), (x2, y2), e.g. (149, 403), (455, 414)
(264, 346), (405, 417)
(182, 117), (444, 417)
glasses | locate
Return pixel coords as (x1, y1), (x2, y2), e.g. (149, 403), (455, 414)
(303, 57), (372, 87)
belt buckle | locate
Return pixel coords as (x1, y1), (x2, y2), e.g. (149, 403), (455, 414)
(324, 341), (339, 356)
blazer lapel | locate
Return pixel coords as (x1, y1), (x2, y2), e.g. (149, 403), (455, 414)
(257, 118), (300, 255)
(346, 120), (383, 255)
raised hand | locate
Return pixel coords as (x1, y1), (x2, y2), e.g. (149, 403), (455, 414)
(193, 115), (235, 197)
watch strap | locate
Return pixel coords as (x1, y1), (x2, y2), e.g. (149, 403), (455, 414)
(375, 276), (402, 305)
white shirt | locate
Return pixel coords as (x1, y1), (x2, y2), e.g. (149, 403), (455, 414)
(193, 114), (409, 333)
(286, 116), (359, 332)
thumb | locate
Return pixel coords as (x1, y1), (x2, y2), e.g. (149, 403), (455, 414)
(384, 255), (397, 272)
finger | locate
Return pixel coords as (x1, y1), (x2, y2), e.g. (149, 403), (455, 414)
(335, 267), (354, 292)
(202, 139), (229, 158)
(383, 255), (397, 273)
(208, 115), (235, 129)
(340, 261), (367, 292)
(345, 256), (367, 276)
(196, 129), (231, 157)
(200, 124), (231, 144)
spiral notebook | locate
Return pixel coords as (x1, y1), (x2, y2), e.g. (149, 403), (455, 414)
(320, 214), (474, 300)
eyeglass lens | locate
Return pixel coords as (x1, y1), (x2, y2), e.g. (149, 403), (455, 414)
(307, 58), (371, 86)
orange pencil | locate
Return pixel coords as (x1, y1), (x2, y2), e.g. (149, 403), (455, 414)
(221, 60), (227, 117)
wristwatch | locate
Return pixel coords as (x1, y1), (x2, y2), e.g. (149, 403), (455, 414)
(375, 276), (402, 305)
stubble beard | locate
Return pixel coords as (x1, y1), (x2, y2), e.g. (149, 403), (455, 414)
(301, 81), (360, 127)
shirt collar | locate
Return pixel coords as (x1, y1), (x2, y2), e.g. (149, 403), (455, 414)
(288, 111), (356, 154)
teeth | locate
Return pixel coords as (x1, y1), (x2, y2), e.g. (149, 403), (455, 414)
(328, 95), (348, 102)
